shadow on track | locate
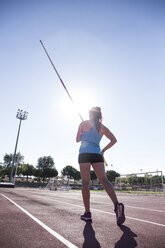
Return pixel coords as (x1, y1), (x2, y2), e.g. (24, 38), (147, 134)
(115, 225), (138, 248)
(82, 221), (101, 248)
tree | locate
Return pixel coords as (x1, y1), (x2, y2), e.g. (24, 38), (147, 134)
(3, 153), (13, 168)
(90, 170), (97, 185)
(3, 152), (24, 168)
(106, 170), (120, 183)
(36, 156), (57, 182)
(34, 169), (42, 182)
(20, 164), (35, 181)
(127, 176), (138, 185)
(61, 165), (81, 181)
(44, 168), (58, 178)
(3, 152), (24, 179)
(0, 164), (5, 178)
(0, 167), (8, 178)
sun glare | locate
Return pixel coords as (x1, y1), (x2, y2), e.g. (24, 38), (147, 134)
(58, 89), (98, 122)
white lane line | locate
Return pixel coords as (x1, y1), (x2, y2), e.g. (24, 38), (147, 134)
(15, 190), (165, 213)
(35, 194), (165, 213)
(1, 194), (78, 248)
(39, 197), (165, 228)
(126, 205), (165, 213)
(7, 191), (165, 228)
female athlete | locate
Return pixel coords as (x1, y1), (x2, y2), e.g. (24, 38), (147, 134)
(76, 107), (125, 225)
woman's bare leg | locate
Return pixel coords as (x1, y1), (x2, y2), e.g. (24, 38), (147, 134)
(92, 162), (118, 207)
(79, 163), (91, 212)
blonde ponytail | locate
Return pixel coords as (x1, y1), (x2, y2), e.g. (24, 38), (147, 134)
(89, 107), (102, 132)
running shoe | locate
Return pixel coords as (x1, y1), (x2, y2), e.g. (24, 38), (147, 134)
(81, 211), (92, 221)
(114, 202), (125, 225)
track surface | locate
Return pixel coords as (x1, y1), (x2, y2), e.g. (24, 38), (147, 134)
(0, 188), (165, 248)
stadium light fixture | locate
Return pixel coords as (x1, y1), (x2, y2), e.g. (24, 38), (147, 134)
(10, 109), (28, 183)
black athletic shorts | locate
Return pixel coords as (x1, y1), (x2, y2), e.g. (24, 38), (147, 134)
(78, 153), (104, 164)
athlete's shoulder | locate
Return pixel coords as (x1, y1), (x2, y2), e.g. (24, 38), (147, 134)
(80, 120), (93, 132)
(100, 123), (110, 134)
(100, 123), (106, 129)
(81, 120), (91, 126)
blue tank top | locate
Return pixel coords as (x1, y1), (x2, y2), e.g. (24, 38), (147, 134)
(79, 120), (102, 154)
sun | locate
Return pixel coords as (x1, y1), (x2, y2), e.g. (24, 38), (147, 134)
(58, 88), (98, 122)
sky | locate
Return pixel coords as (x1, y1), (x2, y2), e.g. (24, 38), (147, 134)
(0, 0), (165, 176)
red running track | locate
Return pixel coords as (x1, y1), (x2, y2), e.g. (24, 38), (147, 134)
(0, 188), (165, 248)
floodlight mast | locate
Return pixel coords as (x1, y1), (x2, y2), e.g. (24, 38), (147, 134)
(10, 109), (28, 183)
